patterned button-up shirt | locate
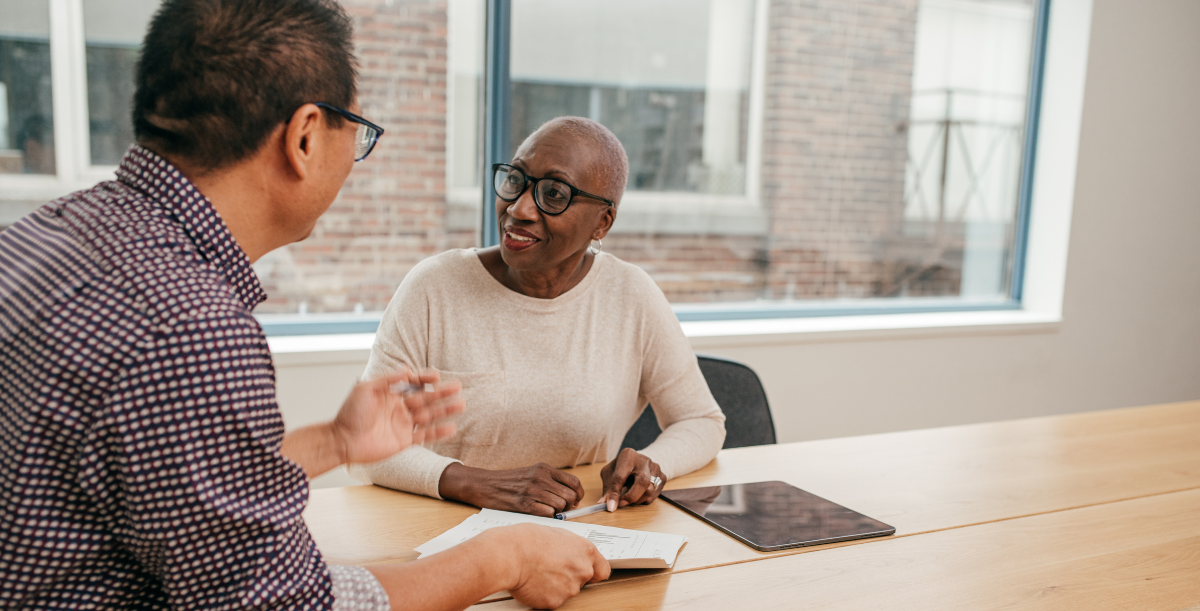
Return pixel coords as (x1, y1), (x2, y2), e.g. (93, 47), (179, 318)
(0, 147), (386, 610)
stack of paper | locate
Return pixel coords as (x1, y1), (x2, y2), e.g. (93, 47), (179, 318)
(415, 509), (688, 569)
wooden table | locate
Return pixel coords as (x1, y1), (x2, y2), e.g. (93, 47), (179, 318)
(304, 400), (1200, 610)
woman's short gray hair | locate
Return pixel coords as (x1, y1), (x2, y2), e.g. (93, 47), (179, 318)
(527, 116), (630, 206)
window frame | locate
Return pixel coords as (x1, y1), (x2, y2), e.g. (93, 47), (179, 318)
(0, 0), (125, 209)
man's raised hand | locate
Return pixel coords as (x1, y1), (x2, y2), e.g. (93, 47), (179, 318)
(332, 368), (464, 466)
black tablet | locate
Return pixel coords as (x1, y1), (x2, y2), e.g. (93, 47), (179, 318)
(660, 481), (895, 552)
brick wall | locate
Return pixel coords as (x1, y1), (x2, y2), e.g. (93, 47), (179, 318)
(252, 0), (958, 314)
(760, 0), (921, 299)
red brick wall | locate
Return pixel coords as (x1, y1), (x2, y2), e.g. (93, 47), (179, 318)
(759, 0), (922, 300)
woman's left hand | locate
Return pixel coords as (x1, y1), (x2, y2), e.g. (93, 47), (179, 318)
(599, 448), (667, 511)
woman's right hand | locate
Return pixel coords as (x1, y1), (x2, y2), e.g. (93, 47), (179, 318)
(439, 462), (585, 517)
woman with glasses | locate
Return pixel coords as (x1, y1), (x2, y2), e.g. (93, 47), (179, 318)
(349, 117), (726, 517)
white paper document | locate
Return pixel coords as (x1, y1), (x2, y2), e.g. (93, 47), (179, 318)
(414, 509), (688, 569)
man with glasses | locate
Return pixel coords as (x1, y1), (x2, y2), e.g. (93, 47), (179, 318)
(0, 1), (607, 610)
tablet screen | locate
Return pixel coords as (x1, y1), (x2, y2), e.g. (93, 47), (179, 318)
(660, 481), (894, 551)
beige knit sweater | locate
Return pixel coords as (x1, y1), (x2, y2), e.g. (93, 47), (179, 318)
(347, 249), (726, 498)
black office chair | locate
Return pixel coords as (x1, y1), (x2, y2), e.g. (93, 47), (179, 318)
(621, 354), (776, 451)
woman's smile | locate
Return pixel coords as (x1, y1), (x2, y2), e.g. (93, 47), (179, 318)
(503, 226), (541, 252)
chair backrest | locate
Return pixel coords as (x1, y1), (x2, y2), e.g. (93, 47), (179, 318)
(621, 354), (776, 451)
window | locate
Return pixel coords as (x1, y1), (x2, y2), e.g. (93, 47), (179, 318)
(486, 0), (1044, 312)
(509, 0), (757, 198)
(0, 0), (55, 176)
(0, 0), (1048, 333)
(0, 0), (161, 231)
(83, 1), (159, 166)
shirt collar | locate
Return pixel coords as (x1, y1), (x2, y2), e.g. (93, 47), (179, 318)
(115, 146), (268, 311)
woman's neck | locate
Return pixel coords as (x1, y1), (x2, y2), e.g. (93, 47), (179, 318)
(478, 247), (595, 299)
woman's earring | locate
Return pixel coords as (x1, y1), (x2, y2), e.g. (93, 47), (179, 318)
(589, 238), (603, 255)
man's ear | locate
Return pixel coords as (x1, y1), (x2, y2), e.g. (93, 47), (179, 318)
(593, 206), (616, 240)
(283, 103), (325, 181)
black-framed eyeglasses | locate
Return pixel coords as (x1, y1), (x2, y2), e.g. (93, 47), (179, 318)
(492, 163), (615, 216)
(314, 102), (385, 162)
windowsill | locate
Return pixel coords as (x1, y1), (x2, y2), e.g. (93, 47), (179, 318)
(0, 169), (119, 205)
(267, 308), (1061, 366)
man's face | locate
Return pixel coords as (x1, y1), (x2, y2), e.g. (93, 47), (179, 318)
(290, 101), (361, 241)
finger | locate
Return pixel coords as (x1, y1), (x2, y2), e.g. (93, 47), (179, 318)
(622, 467), (653, 505)
(644, 467), (666, 504)
(376, 369), (412, 387)
(404, 383), (464, 425)
(539, 478), (582, 511)
(602, 451), (636, 511)
(415, 367), (441, 386)
(587, 545), (611, 583)
(550, 469), (585, 507)
(527, 501), (557, 518)
(531, 487), (572, 512)
(412, 421), (456, 445)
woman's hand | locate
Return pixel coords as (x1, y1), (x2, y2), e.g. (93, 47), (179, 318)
(439, 463), (585, 518)
(600, 448), (667, 511)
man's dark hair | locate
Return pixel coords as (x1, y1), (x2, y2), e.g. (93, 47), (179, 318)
(133, 0), (358, 172)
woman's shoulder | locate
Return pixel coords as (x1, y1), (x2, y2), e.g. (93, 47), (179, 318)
(401, 248), (486, 288)
(594, 253), (669, 306)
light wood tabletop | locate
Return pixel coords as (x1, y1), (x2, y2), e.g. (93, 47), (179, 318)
(303, 400), (1200, 608)
(478, 487), (1200, 610)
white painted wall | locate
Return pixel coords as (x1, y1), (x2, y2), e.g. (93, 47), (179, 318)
(274, 0), (1200, 487)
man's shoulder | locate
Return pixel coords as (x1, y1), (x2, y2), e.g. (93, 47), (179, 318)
(61, 179), (192, 259)
(1, 183), (247, 339)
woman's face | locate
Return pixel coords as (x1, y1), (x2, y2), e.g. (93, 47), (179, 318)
(496, 127), (616, 273)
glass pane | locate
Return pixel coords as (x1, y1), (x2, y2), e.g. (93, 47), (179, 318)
(903, 0), (1033, 298)
(510, 0), (754, 195)
(0, 0), (54, 175)
(83, 0), (160, 166)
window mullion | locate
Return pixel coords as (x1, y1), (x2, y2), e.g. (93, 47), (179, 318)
(480, 0), (510, 249)
(47, 0), (88, 183)
(744, 0), (769, 207)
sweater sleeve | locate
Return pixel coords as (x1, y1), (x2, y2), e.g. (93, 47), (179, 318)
(347, 260), (462, 499)
(629, 272), (726, 480)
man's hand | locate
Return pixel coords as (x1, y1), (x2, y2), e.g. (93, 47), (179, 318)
(491, 524), (610, 609)
(600, 448), (667, 511)
(364, 523), (609, 611)
(281, 368), (463, 479)
(439, 463), (585, 518)
(331, 369), (464, 466)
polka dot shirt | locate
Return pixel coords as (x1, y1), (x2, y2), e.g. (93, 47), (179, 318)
(0, 147), (387, 610)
